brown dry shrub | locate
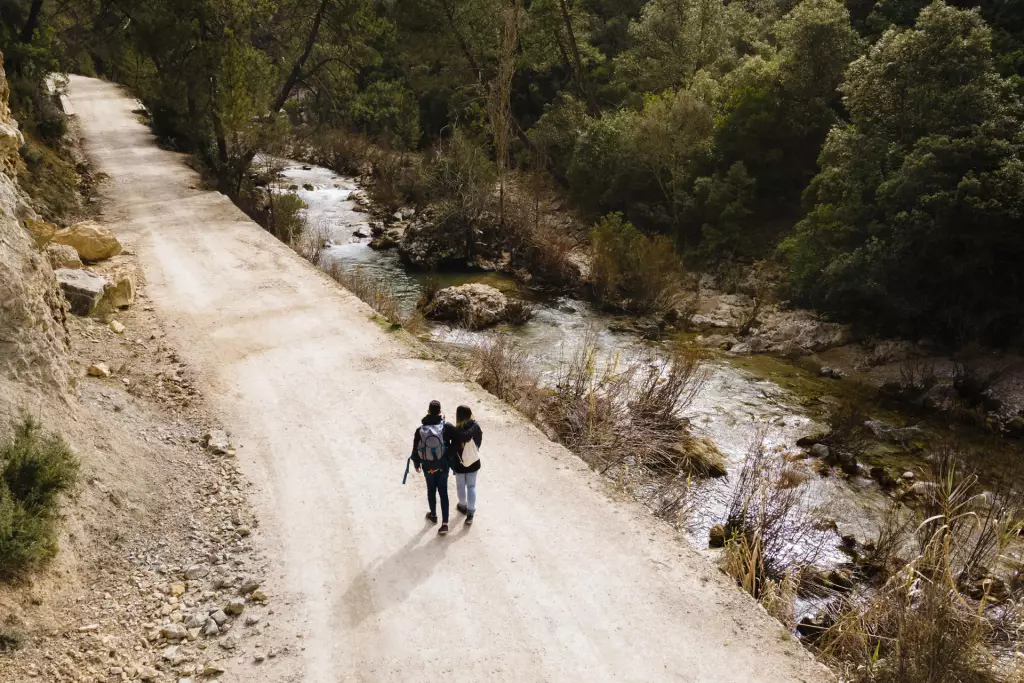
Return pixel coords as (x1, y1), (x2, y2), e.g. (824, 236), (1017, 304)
(467, 333), (545, 419)
(545, 330), (711, 477)
(818, 449), (1024, 683)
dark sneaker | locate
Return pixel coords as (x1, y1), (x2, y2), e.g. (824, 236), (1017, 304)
(465, 514), (474, 526)
(425, 512), (437, 524)
(438, 523), (449, 536)
(456, 503), (468, 515)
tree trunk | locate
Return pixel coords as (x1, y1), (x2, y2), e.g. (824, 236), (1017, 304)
(20, 0), (44, 43)
(272, 0), (331, 113)
(437, 0), (483, 84)
(556, 0), (597, 115)
(232, 0), (332, 195)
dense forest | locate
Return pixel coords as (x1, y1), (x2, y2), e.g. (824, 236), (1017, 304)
(2, 0), (1024, 345)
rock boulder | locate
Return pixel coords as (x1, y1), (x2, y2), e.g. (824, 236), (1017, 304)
(731, 308), (851, 356)
(104, 266), (136, 308)
(424, 284), (508, 329)
(369, 230), (400, 251)
(46, 243), (82, 269)
(25, 218), (56, 248)
(56, 268), (108, 316)
(50, 220), (122, 262)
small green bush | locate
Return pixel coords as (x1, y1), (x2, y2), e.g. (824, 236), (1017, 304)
(3, 416), (80, 510)
(589, 213), (683, 313)
(266, 192), (307, 245)
(0, 415), (79, 579)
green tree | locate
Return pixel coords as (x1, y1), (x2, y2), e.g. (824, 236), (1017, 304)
(614, 0), (742, 93)
(785, 1), (1024, 344)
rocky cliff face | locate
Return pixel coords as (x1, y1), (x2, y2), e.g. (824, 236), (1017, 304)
(0, 53), (69, 393)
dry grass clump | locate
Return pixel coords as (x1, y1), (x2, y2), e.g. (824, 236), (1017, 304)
(294, 219), (332, 267)
(544, 330), (711, 478)
(466, 334), (545, 420)
(817, 448), (1024, 683)
(464, 329), (719, 525)
(718, 428), (824, 626)
(325, 264), (424, 333)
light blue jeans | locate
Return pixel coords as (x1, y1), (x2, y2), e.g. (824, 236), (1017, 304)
(456, 472), (477, 514)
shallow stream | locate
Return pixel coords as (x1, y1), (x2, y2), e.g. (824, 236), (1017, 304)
(277, 160), (912, 588)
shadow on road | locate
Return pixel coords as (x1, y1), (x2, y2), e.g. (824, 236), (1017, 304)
(340, 520), (467, 627)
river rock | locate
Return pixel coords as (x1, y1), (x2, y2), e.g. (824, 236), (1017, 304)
(796, 432), (827, 447)
(731, 308), (851, 356)
(921, 384), (958, 412)
(869, 466), (898, 489)
(1005, 416), (1024, 439)
(864, 420), (925, 443)
(24, 218), (56, 248)
(708, 524), (726, 548)
(903, 480), (938, 501)
(809, 443), (830, 459)
(825, 448), (858, 475)
(397, 213), (470, 270)
(369, 230), (400, 251)
(424, 284), (508, 329)
(696, 333), (737, 350)
(797, 611), (834, 640)
(690, 294), (755, 329)
(56, 267), (108, 315)
(46, 243), (82, 269)
(50, 220), (122, 262)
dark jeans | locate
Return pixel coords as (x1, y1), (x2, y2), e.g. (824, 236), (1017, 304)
(424, 468), (450, 523)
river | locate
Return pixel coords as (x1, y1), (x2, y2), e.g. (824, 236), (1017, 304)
(277, 159), (896, 582)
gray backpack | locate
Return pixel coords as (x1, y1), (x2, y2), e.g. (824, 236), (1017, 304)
(417, 422), (446, 471)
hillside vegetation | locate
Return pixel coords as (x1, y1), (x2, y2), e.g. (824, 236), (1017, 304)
(3, 0), (1022, 347)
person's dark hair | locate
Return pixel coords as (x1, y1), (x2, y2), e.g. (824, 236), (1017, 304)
(428, 400), (442, 416)
(455, 405), (472, 423)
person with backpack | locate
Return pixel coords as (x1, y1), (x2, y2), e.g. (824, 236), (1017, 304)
(448, 405), (483, 526)
(411, 400), (454, 535)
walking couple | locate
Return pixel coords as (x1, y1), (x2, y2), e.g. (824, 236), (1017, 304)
(410, 400), (482, 536)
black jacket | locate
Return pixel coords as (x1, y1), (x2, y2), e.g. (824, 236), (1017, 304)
(448, 420), (483, 474)
(411, 415), (457, 470)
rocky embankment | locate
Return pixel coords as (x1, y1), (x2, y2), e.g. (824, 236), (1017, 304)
(0, 58), (70, 395)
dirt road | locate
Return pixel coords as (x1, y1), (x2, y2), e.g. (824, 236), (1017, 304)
(66, 75), (829, 683)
